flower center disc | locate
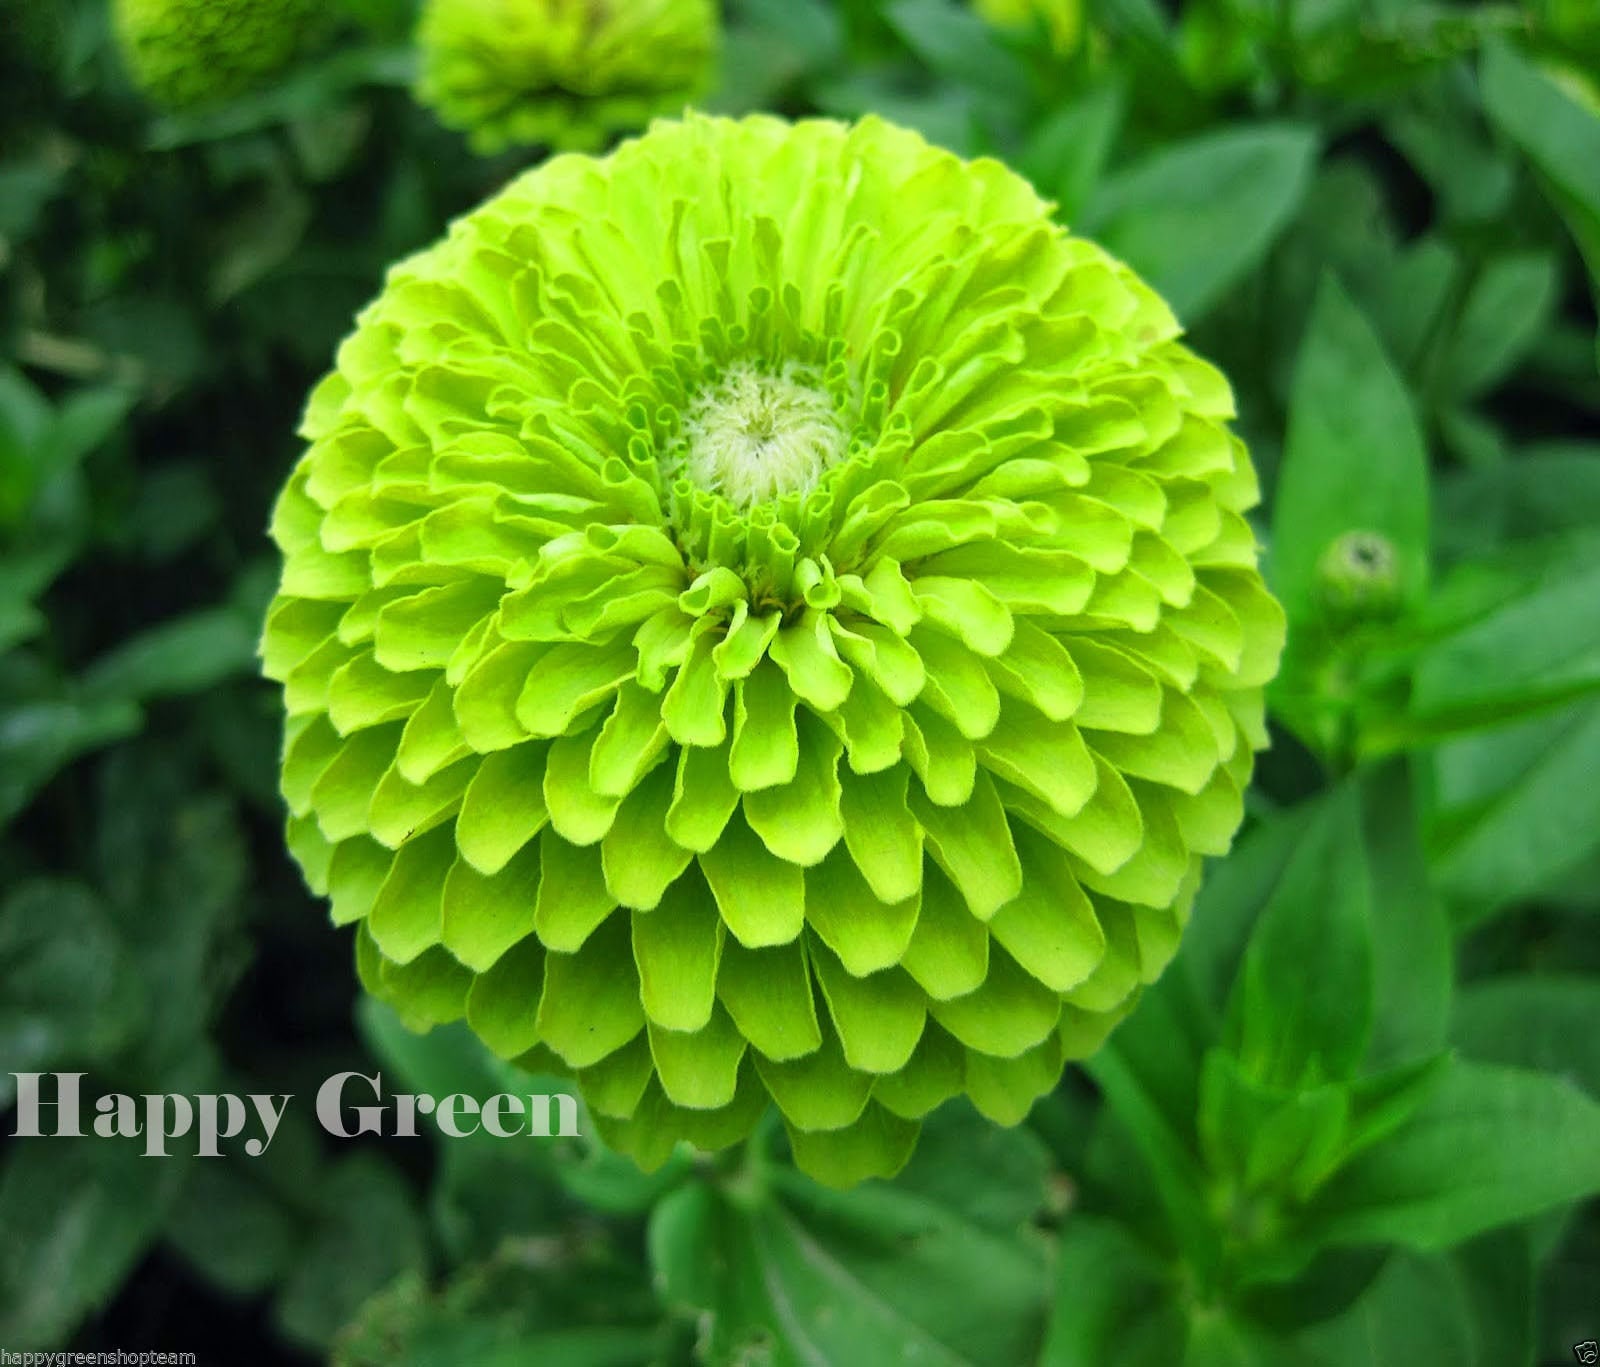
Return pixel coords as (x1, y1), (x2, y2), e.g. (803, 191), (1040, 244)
(676, 362), (848, 509)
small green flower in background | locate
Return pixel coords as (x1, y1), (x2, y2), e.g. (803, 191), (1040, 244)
(261, 113), (1284, 1185)
(413, 0), (719, 155)
(112, 0), (328, 109)
(973, 0), (1084, 56)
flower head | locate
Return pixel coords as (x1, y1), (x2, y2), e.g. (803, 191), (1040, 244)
(414, 0), (719, 155)
(973, 0), (1085, 55)
(113, 0), (327, 109)
(262, 114), (1284, 1185)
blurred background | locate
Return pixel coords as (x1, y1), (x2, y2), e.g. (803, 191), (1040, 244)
(1, 0), (1598, 1363)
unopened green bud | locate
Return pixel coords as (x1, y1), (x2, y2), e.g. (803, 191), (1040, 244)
(1316, 530), (1403, 624)
(113, 0), (328, 109)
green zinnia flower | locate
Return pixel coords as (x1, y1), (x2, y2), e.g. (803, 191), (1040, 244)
(413, 0), (719, 155)
(973, 0), (1085, 56)
(262, 114), (1284, 1186)
(112, 0), (329, 110)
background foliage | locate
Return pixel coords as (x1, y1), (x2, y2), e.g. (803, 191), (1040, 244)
(2, 0), (1599, 1362)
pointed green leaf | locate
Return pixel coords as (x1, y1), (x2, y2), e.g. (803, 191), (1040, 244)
(1304, 1058), (1600, 1252)
(1270, 274), (1430, 629)
(1225, 782), (1374, 1089)
(1082, 122), (1318, 322)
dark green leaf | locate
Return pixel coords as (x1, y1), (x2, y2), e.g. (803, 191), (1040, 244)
(0, 878), (142, 1076)
(163, 1157), (300, 1296)
(1358, 762), (1451, 1065)
(1196, 1050), (1349, 1200)
(1407, 556), (1600, 730)
(0, 156), (65, 238)
(1296, 1250), (1479, 1364)
(274, 1154), (427, 1350)
(1224, 784), (1374, 1088)
(1087, 1041), (1219, 1272)
(1435, 445), (1600, 560)
(1440, 254), (1559, 397)
(1038, 1216), (1184, 1367)
(892, 1099), (1053, 1234)
(81, 607), (259, 704)
(43, 385), (137, 472)
(1179, 808), (1316, 1013)
(1428, 700), (1600, 909)
(1453, 976), (1600, 1098)
(1082, 124), (1319, 321)
(0, 1137), (185, 1346)
(0, 697), (143, 826)
(0, 367), (53, 526)
(885, 0), (1033, 116)
(1480, 40), (1600, 307)
(1018, 82), (1124, 223)
(739, 0), (843, 68)
(651, 1163), (1049, 1366)
(1302, 1058), (1600, 1251)
(1270, 275), (1431, 629)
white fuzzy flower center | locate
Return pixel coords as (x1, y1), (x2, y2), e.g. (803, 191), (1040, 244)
(677, 362), (848, 508)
